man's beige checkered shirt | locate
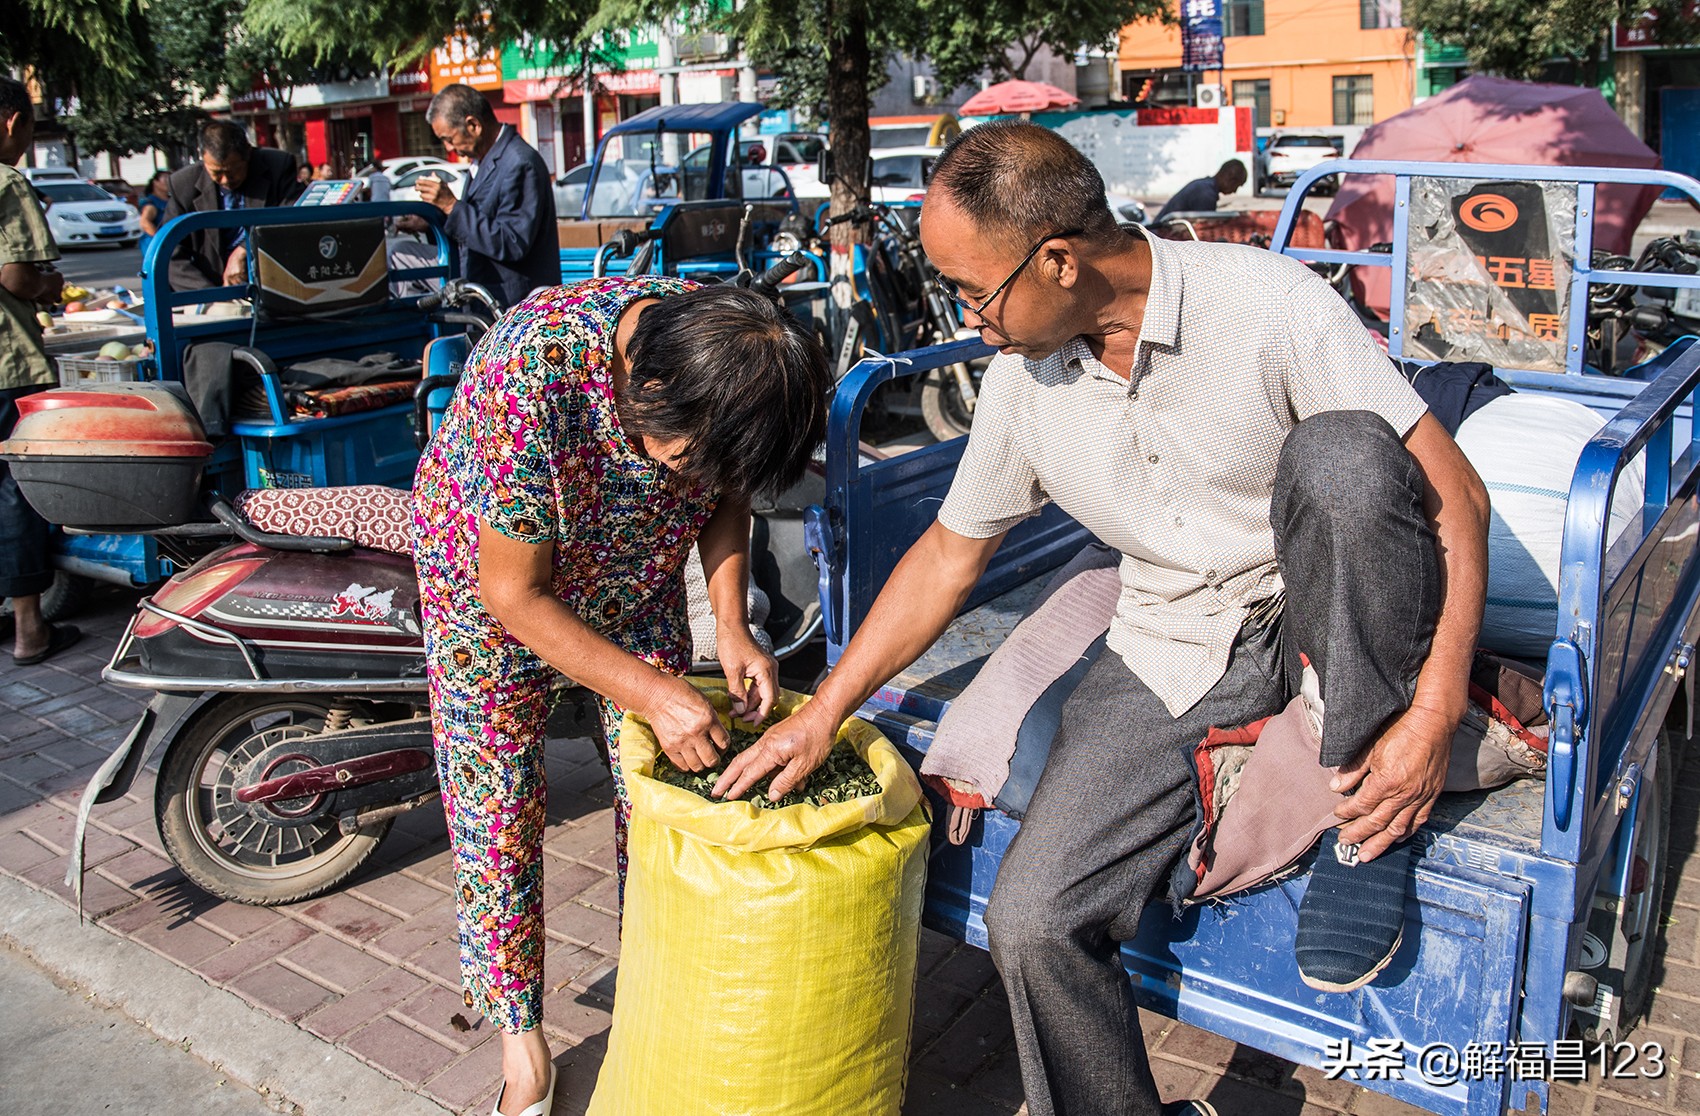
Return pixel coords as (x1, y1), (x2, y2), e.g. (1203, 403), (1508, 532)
(937, 225), (1428, 718)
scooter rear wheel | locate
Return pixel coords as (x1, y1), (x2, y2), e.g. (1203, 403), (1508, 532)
(920, 368), (975, 441)
(157, 695), (394, 906)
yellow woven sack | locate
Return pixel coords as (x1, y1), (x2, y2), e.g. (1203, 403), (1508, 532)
(587, 680), (929, 1116)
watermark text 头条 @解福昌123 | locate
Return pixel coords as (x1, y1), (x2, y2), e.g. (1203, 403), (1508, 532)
(1320, 1037), (1667, 1086)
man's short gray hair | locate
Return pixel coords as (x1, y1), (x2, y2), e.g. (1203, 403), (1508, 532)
(427, 84), (496, 127)
(927, 121), (1120, 249)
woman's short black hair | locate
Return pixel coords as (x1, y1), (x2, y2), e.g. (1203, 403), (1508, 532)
(621, 284), (830, 501)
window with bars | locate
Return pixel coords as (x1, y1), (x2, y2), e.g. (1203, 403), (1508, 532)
(1333, 75), (1374, 125)
(1359, 0), (1402, 28)
(1224, 0), (1264, 36)
(1232, 79), (1271, 129)
(401, 112), (442, 157)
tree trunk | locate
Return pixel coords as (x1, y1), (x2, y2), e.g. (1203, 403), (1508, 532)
(824, 0), (873, 315)
(1011, 35), (1043, 81)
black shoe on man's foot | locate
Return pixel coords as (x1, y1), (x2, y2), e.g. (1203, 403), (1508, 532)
(1295, 827), (1415, 993)
(1161, 1101), (1219, 1116)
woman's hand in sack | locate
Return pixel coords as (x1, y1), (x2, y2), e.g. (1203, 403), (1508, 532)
(717, 626), (778, 726)
(712, 699), (837, 802)
(642, 675), (729, 772)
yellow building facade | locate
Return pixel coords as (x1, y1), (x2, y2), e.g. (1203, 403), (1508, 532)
(1119, 0), (1418, 129)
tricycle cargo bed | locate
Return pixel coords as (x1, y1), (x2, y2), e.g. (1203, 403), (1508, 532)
(558, 217), (651, 250)
(818, 300), (1700, 1114)
(862, 580), (1554, 1116)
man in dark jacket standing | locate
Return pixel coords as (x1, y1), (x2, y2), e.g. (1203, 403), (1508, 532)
(163, 120), (301, 290)
(415, 84), (559, 307)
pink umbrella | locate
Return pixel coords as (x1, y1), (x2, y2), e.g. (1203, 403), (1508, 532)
(1327, 75), (1662, 317)
(961, 80), (1080, 116)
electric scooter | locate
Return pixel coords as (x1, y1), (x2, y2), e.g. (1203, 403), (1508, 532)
(58, 256), (819, 911)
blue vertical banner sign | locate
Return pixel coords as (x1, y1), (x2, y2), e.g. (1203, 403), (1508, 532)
(1181, 0), (1225, 72)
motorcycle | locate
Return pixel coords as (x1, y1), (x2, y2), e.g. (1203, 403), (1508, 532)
(58, 254), (819, 912)
(1587, 232), (1700, 376)
(778, 198), (984, 442)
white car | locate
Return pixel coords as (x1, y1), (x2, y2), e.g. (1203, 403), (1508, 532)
(554, 162), (593, 217)
(1258, 134), (1342, 194)
(794, 145), (944, 205)
(869, 123), (936, 149)
(21, 166), (83, 186)
(389, 165), (473, 205)
(376, 156), (459, 180)
(33, 181), (141, 248)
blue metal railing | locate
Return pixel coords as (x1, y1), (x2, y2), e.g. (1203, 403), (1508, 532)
(1271, 159), (1700, 376)
(141, 201), (457, 376)
(1547, 339), (1700, 870)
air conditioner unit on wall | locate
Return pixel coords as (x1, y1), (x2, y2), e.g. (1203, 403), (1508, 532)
(674, 32), (731, 61)
(1195, 84), (1224, 109)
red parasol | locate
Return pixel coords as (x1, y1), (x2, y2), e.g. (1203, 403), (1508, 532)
(960, 80), (1081, 117)
(1327, 76), (1662, 317)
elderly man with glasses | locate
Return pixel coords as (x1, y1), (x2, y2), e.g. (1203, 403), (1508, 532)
(718, 121), (1490, 1116)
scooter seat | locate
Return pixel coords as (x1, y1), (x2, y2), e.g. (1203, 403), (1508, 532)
(234, 485), (414, 555)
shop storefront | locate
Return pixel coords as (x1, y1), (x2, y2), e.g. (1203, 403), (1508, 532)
(234, 63), (436, 174)
(1615, 7), (1700, 183)
(502, 34), (663, 175)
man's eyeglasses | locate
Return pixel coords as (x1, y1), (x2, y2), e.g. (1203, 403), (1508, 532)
(933, 228), (1083, 317)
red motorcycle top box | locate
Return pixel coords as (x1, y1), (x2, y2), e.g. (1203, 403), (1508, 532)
(0, 382), (214, 529)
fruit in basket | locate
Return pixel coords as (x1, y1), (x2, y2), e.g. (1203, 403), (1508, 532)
(60, 285), (89, 303)
(130, 343), (151, 358)
(36, 311), (52, 328)
(105, 298), (127, 310)
(98, 341), (133, 361)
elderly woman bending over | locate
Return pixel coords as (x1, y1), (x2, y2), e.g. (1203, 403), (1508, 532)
(411, 276), (830, 1115)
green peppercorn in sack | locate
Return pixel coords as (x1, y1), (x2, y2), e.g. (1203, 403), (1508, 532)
(587, 680), (929, 1116)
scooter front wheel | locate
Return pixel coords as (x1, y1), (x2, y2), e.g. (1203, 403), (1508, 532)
(157, 695), (395, 906)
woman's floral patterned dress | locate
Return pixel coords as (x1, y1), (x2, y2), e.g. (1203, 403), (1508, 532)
(411, 276), (715, 1033)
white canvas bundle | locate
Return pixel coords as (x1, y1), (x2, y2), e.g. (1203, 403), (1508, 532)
(1455, 394), (1646, 659)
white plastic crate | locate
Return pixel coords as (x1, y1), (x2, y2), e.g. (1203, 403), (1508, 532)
(42, 323), (145, 354)
(56, 351), (145, 388)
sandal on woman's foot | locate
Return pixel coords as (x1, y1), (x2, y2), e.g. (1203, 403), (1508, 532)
(492, 1064), (556, 1116)
(12, 623), (82, 667)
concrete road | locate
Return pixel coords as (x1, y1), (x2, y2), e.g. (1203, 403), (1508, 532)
(54, 244), (143, 293)
(0, 940), (282, 1116)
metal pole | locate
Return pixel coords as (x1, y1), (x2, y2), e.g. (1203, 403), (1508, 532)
(581, 51), (596, 163)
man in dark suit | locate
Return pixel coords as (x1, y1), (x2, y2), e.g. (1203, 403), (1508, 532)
(163, 120), (301, 290)
(415, 84), (559, 307)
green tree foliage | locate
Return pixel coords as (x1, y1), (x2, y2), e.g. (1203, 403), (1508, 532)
(65, 0), (244, 157)
(637, 0), (896, 230)
(7, 0), (365, 158)
(244, 0), (604, 68)
(2, 1), (152, 114)
(734, 0), (909, 120)
(1407, 0), (1698, 80)
(917, 0), (1169, 94)
(247, 0), (1166, 238)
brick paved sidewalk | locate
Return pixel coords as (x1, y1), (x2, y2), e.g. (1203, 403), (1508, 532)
(2, 585), (1698, 1115)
